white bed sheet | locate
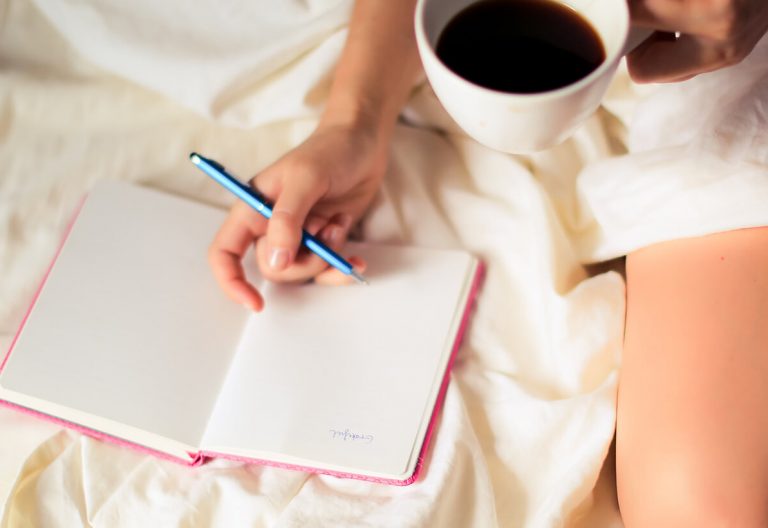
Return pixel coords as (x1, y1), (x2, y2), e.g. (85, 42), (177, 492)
(2, 0), (768, 526)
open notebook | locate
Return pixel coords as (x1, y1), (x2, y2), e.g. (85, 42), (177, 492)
(0, 181), (482, 485)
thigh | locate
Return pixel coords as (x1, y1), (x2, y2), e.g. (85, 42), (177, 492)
(617, 227), (768, 528)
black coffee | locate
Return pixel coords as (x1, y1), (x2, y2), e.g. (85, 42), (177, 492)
(435, 0), (605, 93)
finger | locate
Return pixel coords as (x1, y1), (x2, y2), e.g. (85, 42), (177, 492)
(628, 0), (688, 32)
(255, 212), (353, 283)
(627, 0), (729, 38)
(299, 212), (350, 240)
(328, 212), (353, 233)
(304, 213), (331, 236)
(627, 33), (732, 83)
(255, 236), (330, 283)
(315, 256), (367, 286)
(311, 212), (353, 254)
(208, 203), (267, 311)
(258, 174), (328, 273)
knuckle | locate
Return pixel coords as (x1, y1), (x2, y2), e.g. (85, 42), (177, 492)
(282, 157), (320, 181)
(270, 209), (300, 229)
(717, 44), (745, 66)
(700, 0), (738, 40)
(250, 171), (272, 193)
(285, 158), (331, 193)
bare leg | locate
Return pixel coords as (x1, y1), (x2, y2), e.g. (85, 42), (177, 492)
(617, 227), (768, 527)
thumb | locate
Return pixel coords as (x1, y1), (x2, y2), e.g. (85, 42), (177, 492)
(262, 176), (327, 271)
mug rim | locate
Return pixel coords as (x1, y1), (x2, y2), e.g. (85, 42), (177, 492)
(414, 0), (630, 102)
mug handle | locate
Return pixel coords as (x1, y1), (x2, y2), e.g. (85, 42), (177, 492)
(623, 26), (654, 55)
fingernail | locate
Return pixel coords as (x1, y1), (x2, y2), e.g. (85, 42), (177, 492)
(270, 248), (289, 270)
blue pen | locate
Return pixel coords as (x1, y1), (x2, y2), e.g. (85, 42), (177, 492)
(190, 152), (368, 284)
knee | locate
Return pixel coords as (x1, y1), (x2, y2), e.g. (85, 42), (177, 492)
(617, 459), (768, 528)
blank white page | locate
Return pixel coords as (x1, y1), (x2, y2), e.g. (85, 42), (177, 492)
(0, 182), (247, 448)
(201, 243), (476, 478)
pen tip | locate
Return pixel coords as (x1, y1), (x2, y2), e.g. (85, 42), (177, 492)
(351, 270), (369, 285)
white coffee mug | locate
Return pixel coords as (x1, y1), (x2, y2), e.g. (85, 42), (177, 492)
(415, 0), (643, 153)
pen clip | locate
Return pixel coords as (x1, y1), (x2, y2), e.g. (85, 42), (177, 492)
(245, 183), (273, 208)
(206, 158), (227, 172)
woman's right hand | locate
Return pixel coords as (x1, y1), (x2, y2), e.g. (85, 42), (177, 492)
(208, 118), (389, 312)
(209, 0), (421, 311)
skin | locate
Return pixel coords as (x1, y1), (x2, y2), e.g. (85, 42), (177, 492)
(619, 227), (768, 527)
(209, 1), (768, 524)
(627, 0), (768, 82)
(208, 0), (421, 312)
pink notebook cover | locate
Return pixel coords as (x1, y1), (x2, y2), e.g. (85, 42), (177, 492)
(0, 195), (485, 485)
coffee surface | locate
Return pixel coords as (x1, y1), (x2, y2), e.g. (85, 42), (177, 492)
(435, 0), (605, 93)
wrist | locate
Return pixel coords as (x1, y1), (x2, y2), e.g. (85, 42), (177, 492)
(319, 91), (401, 145)
(316, 0), (420, 150)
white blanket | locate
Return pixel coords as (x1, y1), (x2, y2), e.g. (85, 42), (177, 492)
(2, 1), (768, 526)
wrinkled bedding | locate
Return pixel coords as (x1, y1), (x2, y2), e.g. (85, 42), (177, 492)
(2, 1), (768, 526)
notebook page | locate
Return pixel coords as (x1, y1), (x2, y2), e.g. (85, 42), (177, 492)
(201, 243), (475, 478)
(0, 182), (247, 448)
